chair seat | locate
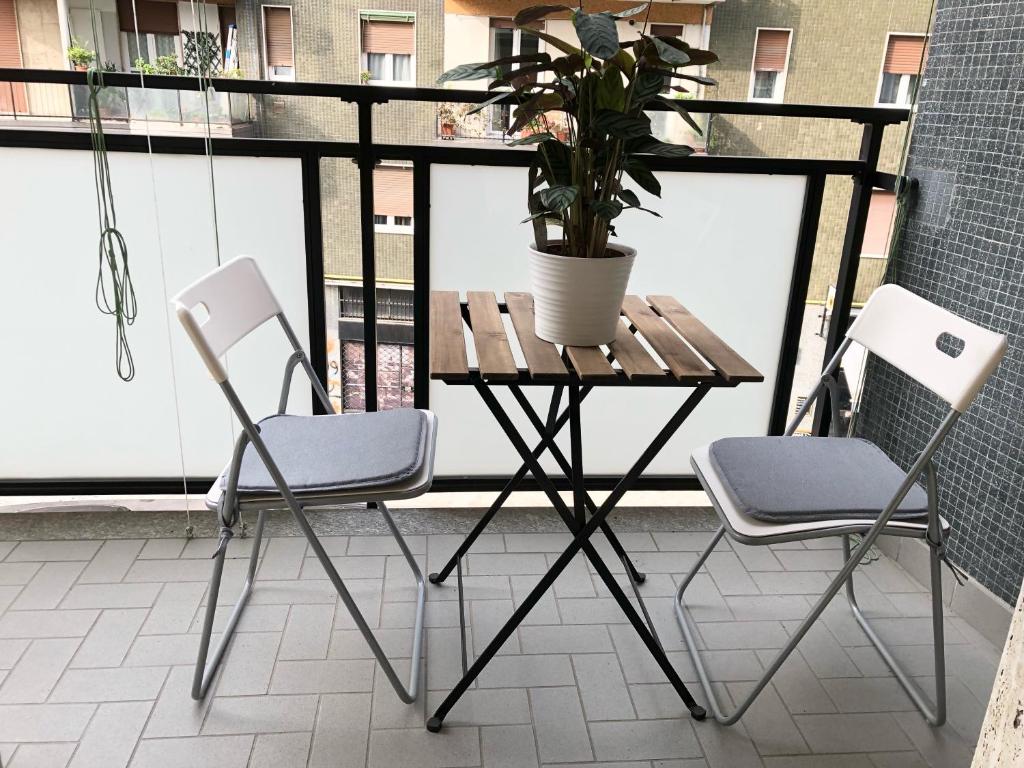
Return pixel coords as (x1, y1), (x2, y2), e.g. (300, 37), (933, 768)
(206, 408), (436, 510)
(692, 441), (948, 545)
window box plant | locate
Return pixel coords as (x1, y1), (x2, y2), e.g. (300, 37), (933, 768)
(67, 38), (96, 71)
(439, 3), (717, 345)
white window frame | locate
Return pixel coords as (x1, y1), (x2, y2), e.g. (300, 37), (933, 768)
(747, 27), (792, 103)
(262, 4), (295, 82)
(373, 214), (414, 234)
(121, 32), (183, 71)
(487, 21), (546, 135)
(359, 11), (416, 87)
(875, 31), (926, 108)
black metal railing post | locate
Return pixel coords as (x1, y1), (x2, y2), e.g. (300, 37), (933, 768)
(768, 171), (826, 436)
(413, 159), (431, 410)
(356, 97), (379, 412)
(814, 120), (886, 436)
(301, 151), (329, 414)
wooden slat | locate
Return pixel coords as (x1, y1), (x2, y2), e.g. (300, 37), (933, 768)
(429, 291), (469, 380)
(565, 345), (618, 383)
(608, 324), (666, 382)
(467, 291), (519, 381)
(647, 295), (764, 383)
(620, 296), (713, 382)
(504, 292), (569, 382)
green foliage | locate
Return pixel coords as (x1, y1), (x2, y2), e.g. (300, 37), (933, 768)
(436, 2), (718, 258)
(135, 56), (184, 76)
(67, 38), (96, 68)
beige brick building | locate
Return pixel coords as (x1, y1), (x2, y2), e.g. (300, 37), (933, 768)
(706, 0), (932, 304)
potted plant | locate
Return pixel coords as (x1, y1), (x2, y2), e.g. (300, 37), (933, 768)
(438, 3), (716, 345)
(438, 102), (464, 139)
(360, 69), (373, 84)
(67, 38), (96, 71)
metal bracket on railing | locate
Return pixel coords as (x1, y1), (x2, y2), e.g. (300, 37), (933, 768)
(212, 525), (234, 559)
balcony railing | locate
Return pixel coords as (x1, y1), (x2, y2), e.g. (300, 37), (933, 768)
(0, 68), (909, 496)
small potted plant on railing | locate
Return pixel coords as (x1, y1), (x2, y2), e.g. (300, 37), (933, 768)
(68, 38), (96, 71)
(438, 102), (465, 139)
(360, 69), (373, 85)
(438, 2), (716, 345)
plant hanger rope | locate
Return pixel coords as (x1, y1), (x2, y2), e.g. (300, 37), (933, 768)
(87, 0), (137, 381)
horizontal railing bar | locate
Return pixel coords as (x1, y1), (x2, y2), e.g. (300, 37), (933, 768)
(0, 128), (867, 176)
(0, 68), (910, 124)
(0, 474), (705, 496)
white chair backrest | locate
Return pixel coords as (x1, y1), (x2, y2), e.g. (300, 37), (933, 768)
(847, 284), (1006, 413)
(171, 256), (282, 383)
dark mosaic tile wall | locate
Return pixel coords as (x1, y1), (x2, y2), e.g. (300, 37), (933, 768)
(856, 0), (1024, 604)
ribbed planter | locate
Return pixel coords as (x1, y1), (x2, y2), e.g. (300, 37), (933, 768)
(528, 243), (636, 346)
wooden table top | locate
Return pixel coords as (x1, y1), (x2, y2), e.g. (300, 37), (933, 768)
(430, 291), (764, 387)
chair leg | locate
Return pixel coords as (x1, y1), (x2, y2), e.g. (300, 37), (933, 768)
(300, 500), (425, 703)
(192, 508), (266, 700)
(842, 535), (947, 725)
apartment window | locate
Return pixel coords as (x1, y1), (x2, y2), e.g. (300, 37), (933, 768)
(374, 164), (414, 233)
(361, 12), (414, 85)
(862, 190), (897, 257)
(878, 34), (926, 106)
(749, 28), (791, 102)
(489, 18), (542, 132)
(263, 5), (294, 81)
(124, 33), (180, 68)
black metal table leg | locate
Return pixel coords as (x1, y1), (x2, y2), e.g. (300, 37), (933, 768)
(507, 386), (648, 585)
(426, 383), (711, 733)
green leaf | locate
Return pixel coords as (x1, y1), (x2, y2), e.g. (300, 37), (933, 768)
(633, 206), (662, 217)
(507, 131), (555, 146)
(514, 4), (572, 26)
(438, 62), (497, 83)
(679, 48), (719, 66)
(539, 184), (579, 211)
(631, 70), (664, 104)
(610, 48), (636, 75)
(657, 96), (703, 135)
(591, 199), (624, 219)
(675, 72), (718, 86)
(489, 61), (557, 89)
(519, 28), (581, 56)
(612, 3), (650, 19)
(623, 158), (661, 197)
(465, 91), (509, 115)
(521, 209), (557, 224)
(595, 68), (626, 111)
(537, 138), (572, 184)
(630, 137), (695, 157)
(478, 52), (551, 70)
(594, 109), (652, 139)
(574, 12), (620, 60)
(618, 188), (642, 207)
(651, 36), (690, 66)
(552, 53), (585, 77)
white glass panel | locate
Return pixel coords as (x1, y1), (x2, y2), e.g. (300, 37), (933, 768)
(429, 165), (806, 477)
(0, 148), (310, 479)
(367, 53), (387, 81)
(393, 54), (412, 83)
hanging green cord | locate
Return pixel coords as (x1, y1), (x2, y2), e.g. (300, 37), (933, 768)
(87, 1), (137, 381)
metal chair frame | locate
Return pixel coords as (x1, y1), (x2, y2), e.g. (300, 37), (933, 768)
(676, 335), (955, 726)
(173, 260), (429, 704)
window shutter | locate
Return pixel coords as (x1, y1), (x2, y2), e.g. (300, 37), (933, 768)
(0, 0), (27, 113)
(863, 191), (896, 255)
(753, 29), (789, 72)
(374, 166), (413, 218)
(362, 20), (413, 55)
(264, 6), (293, 67)
(650, 24), (683, 38)
(117, 0), (179, 35)
(884, 35), (925, 75)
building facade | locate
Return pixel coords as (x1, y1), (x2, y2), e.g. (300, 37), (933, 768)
(707, 0), (933, 304)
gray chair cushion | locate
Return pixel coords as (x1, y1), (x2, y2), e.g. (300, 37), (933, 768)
(226, 408), (428, 495)
(707, 436), (929, 524)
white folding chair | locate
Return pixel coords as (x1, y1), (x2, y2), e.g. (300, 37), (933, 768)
(676, 284), (1006, 725)
(171, 256), (436, 703)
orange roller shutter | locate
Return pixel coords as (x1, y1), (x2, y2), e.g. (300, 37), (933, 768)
(884, 35), (926, 75)
(863, 191), (896, 256)
(362, 20), (414, 55)
(374, 166), (413, 218)
(0, 0), (27, 113)
(264, 6), (293, 67)
(753, 29), (789, 72)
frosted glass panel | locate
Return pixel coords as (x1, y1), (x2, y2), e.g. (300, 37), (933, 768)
(0, 147), (309, 479)
(429, 165), (806, 477)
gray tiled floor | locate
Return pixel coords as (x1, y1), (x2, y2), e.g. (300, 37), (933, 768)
(0, 523), (1000, 768)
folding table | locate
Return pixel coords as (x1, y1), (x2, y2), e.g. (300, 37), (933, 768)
(425, 290), (763, 732)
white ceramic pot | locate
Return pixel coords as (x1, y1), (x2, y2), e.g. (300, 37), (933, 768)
(528, 243), (636, 346)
